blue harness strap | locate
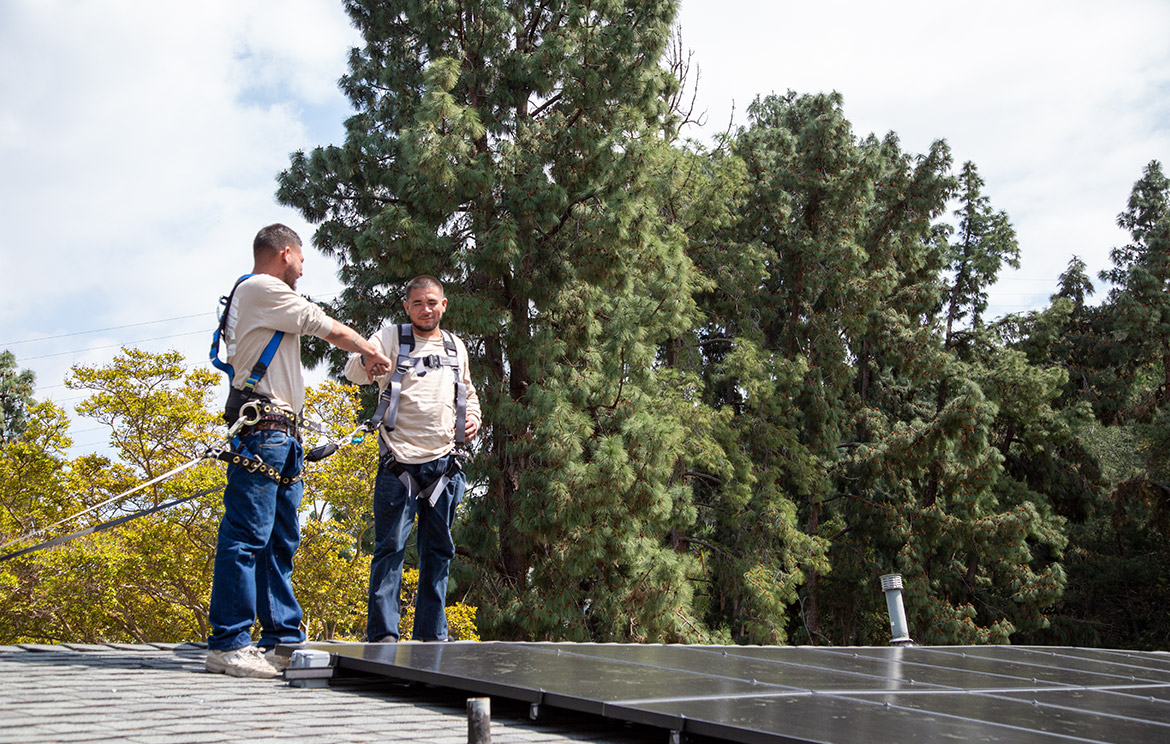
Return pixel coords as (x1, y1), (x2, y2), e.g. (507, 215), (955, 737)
(209, 273), (283, 389)
(211, 274), (287, 428)
(242, 330), (285, 391)
(209, 273), (254, 384)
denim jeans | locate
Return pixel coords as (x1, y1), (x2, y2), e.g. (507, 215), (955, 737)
(208, 430), (306, 651)
(367, 453), (464, 642)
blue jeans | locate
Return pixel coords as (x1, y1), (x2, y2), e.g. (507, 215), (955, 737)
(367, 453), (464, 642)
(208, 430), (305, 651)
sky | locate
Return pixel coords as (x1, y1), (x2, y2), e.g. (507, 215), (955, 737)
(1, 0), (1168, 456)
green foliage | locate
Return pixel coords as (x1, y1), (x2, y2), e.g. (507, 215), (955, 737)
(676, 89), (1079, 648)
(0, 352), (479, 645)
(280, 0), (705, 643)
(0, 350), (36, 445)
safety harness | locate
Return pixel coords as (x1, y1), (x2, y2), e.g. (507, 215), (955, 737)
(208, 274), (331, 484)
(367, 323), (469, 506)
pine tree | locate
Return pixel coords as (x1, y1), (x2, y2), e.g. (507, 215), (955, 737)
(1013, 257), (1126, 420)
(1040, 161), (1170, 649)
(942, 161), (1020, 347)
(1099, 161), (1170, 420)
(277, 0), (706, 641)
(0, 351), (36, 445)
(701, 92), (1072, 645)
(704, 91), (886, 643)
(1102, 161), (1169, 290)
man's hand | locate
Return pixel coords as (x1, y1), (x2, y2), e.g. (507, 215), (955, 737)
(326, 320), (391, 377)
(465, 417), (480, 441)
(364, 350), (392, 377)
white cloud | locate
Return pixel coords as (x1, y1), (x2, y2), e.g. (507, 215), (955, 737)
(1, 0), (1168, 453)
(675, 0), (1170, 315)
(0, 0), (359, 452)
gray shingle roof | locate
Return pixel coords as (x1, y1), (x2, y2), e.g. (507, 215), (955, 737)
(0, 643), (660, 743)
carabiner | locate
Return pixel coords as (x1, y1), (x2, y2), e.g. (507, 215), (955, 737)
(223, 400), (263, 440)
(238, 400), (263, 426)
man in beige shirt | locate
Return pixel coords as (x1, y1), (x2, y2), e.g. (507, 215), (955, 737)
(345, 275), (481, 642)
(206, 224), (390, 678)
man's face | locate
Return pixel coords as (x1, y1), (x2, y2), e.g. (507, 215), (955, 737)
(280, 244), (304, 289)
(404, 285), (447, 333)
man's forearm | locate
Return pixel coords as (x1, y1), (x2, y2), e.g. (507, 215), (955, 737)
(325, 320), (378, 357)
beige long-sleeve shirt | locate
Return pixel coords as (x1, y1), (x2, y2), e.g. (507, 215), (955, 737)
(223, 274), (334, 413)
(344, 325), (481, 464)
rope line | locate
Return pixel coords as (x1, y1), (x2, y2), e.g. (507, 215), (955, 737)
(0, 455), (211, 553)
(0, 389), (376, 563)
(0, 483), (223, 563)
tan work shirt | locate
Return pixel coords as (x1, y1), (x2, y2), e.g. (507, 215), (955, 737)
(344, 326), (481, 464)
(223, 274), (334, 413)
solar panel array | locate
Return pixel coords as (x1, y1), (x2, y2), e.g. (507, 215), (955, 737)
(309, 641), (1170, 743)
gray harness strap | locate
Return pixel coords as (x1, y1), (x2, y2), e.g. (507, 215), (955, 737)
(380, 451), (464, 507)
(367, 323), (470, 505)
(368, 324), (468, 446)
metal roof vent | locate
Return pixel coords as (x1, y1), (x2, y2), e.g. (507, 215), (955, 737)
(880, 573), (914, 646)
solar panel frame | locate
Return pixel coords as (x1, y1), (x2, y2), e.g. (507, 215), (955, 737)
(306, 641), (1170, 743)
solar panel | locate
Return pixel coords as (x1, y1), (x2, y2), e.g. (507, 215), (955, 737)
(303, 641), (1170, 743)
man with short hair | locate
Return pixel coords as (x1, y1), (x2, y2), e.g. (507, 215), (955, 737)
(345, 275), (481, 642)
(206, 223), (391, 678)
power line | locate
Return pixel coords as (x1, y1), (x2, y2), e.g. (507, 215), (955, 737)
(0, 313), (208, 347)
(20, 330), (211, 361)
(67, 440), (112, 450)
(8, 289), (340, 366)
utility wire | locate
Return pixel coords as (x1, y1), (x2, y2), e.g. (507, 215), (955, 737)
(11, 289), (340, 367)
(0, 482), (223, 563)
(20, 330), (211, 361)
(0, 314), (209, 347)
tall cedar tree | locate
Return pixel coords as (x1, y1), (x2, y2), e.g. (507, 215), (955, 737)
(1037, 162), (1170, 649)
(1099, 161), (1170, 421)
(891, 161), (1071, 644)
(702, 93), (1071, 644)
(942, 162), (1019, 345)
(277, 0), (707, 641)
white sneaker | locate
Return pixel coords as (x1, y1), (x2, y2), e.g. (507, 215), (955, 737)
(205, 645), (279, 678)
(264, 648), (292, 671)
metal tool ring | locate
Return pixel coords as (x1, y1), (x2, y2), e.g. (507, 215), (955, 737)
(238, 400), (263, 426)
